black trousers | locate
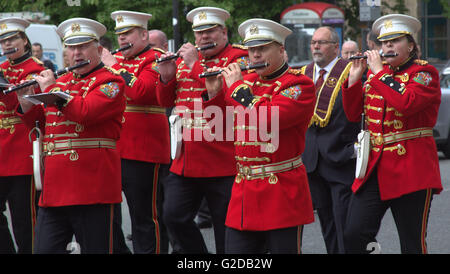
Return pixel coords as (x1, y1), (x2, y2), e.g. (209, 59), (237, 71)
(121, 159), (169, 254)
(0, 175), (36, 254)
(225, 226), (304, 254)
(308, 170), (352, 254)
(112, 203), (131, 254)
(344, 171), (434, 254)
(162, 173), (233, 254)
(196, 198), (212, 224)
(34, 204), (114, 254)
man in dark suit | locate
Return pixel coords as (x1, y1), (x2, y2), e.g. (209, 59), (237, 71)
(301, 26), (360, 254)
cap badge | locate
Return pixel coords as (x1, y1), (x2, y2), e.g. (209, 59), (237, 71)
(384, 20), (393, 29)
(0, 24), (7, 30)
(116, 15), (124, 23)
(249, 24), (259, 35)
(198, 11), (207, 21)
(71, 23), (81, 32)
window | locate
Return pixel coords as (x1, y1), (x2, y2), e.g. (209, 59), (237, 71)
(421, 0), (450, 62)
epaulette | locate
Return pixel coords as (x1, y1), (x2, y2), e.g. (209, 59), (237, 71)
(298, 66), (306, 75)
(104, 66), (123, 76)
(382, 61), (389, 65)
(32, 56), (44, 65)
(106, 66), (137, 87)
(414, 59), (428, 66)
(288, 68), (302, 75)
(232, 44), (248, 50)
(152, 47), (166, 54)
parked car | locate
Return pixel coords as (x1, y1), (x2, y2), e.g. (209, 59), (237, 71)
(434, 64), (450, 158)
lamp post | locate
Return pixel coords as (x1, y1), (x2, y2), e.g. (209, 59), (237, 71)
(172, 0), (181, 50)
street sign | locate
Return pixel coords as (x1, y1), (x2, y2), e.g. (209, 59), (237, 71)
(359, 0), (381, 21)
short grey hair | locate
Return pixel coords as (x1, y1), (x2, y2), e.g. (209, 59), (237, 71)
(321, 26), (339, 43)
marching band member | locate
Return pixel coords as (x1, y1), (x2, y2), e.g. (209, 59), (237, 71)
(16, 18), (126, 254)
(342, 14), (443, 254)
(0, 17), (45, 254)
(204, 18), (316, 254)
(102, 10), (170, 254)
(156, 6), (249, 253)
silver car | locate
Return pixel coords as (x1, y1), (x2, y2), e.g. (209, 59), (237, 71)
(434, 65), (450, 158)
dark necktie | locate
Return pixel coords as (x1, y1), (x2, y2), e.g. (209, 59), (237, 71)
(315, 69), (327, 91)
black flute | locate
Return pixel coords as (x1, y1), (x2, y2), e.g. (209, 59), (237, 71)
(110, 43), (133, 55)
(156, 43), (217, 63)
(199, 62), (269, 78)
(0, 48), (18, 57)
(3, 60), (91, 94)
(349, 52), (398, 60)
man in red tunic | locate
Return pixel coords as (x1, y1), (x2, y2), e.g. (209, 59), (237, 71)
(16, 18), (126, 254)
(156, 7), (248, 253)
(102, 10), (170, 254)
(0, 17), (45, 254)
(204, 18), (316, 254)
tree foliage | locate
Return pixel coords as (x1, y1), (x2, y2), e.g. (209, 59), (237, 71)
(0, 0), (297, 47)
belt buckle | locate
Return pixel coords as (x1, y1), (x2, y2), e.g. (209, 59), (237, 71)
(0, 117), (11, 128)
(236, 163), (252, 182)
(236, 162), (252, 176)
(242, 166), (252, 180)
(47, 142), (55, 152)
(236, 162), (243, 174)
(236, 163), (243, 183)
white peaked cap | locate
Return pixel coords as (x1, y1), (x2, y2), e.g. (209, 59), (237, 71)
(111, 10), (152, 34)
(0, 17), (30, 41)
(238, 18), (292, 47)
(57, 17), (106, 46)
(373, 14), (421, 42)
(186, 7), (230, 31)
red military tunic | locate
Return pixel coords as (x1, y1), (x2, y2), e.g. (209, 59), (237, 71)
(112, 46), (170, 164)
(342, 59), (443, 200)
(205, 64), (316, 231)
(19, 63), (126, 207)
(156, 44), (248, 177)
(0, 53), (44, 176)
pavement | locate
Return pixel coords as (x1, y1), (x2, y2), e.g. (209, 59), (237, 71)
(4, 152), (450, 254)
